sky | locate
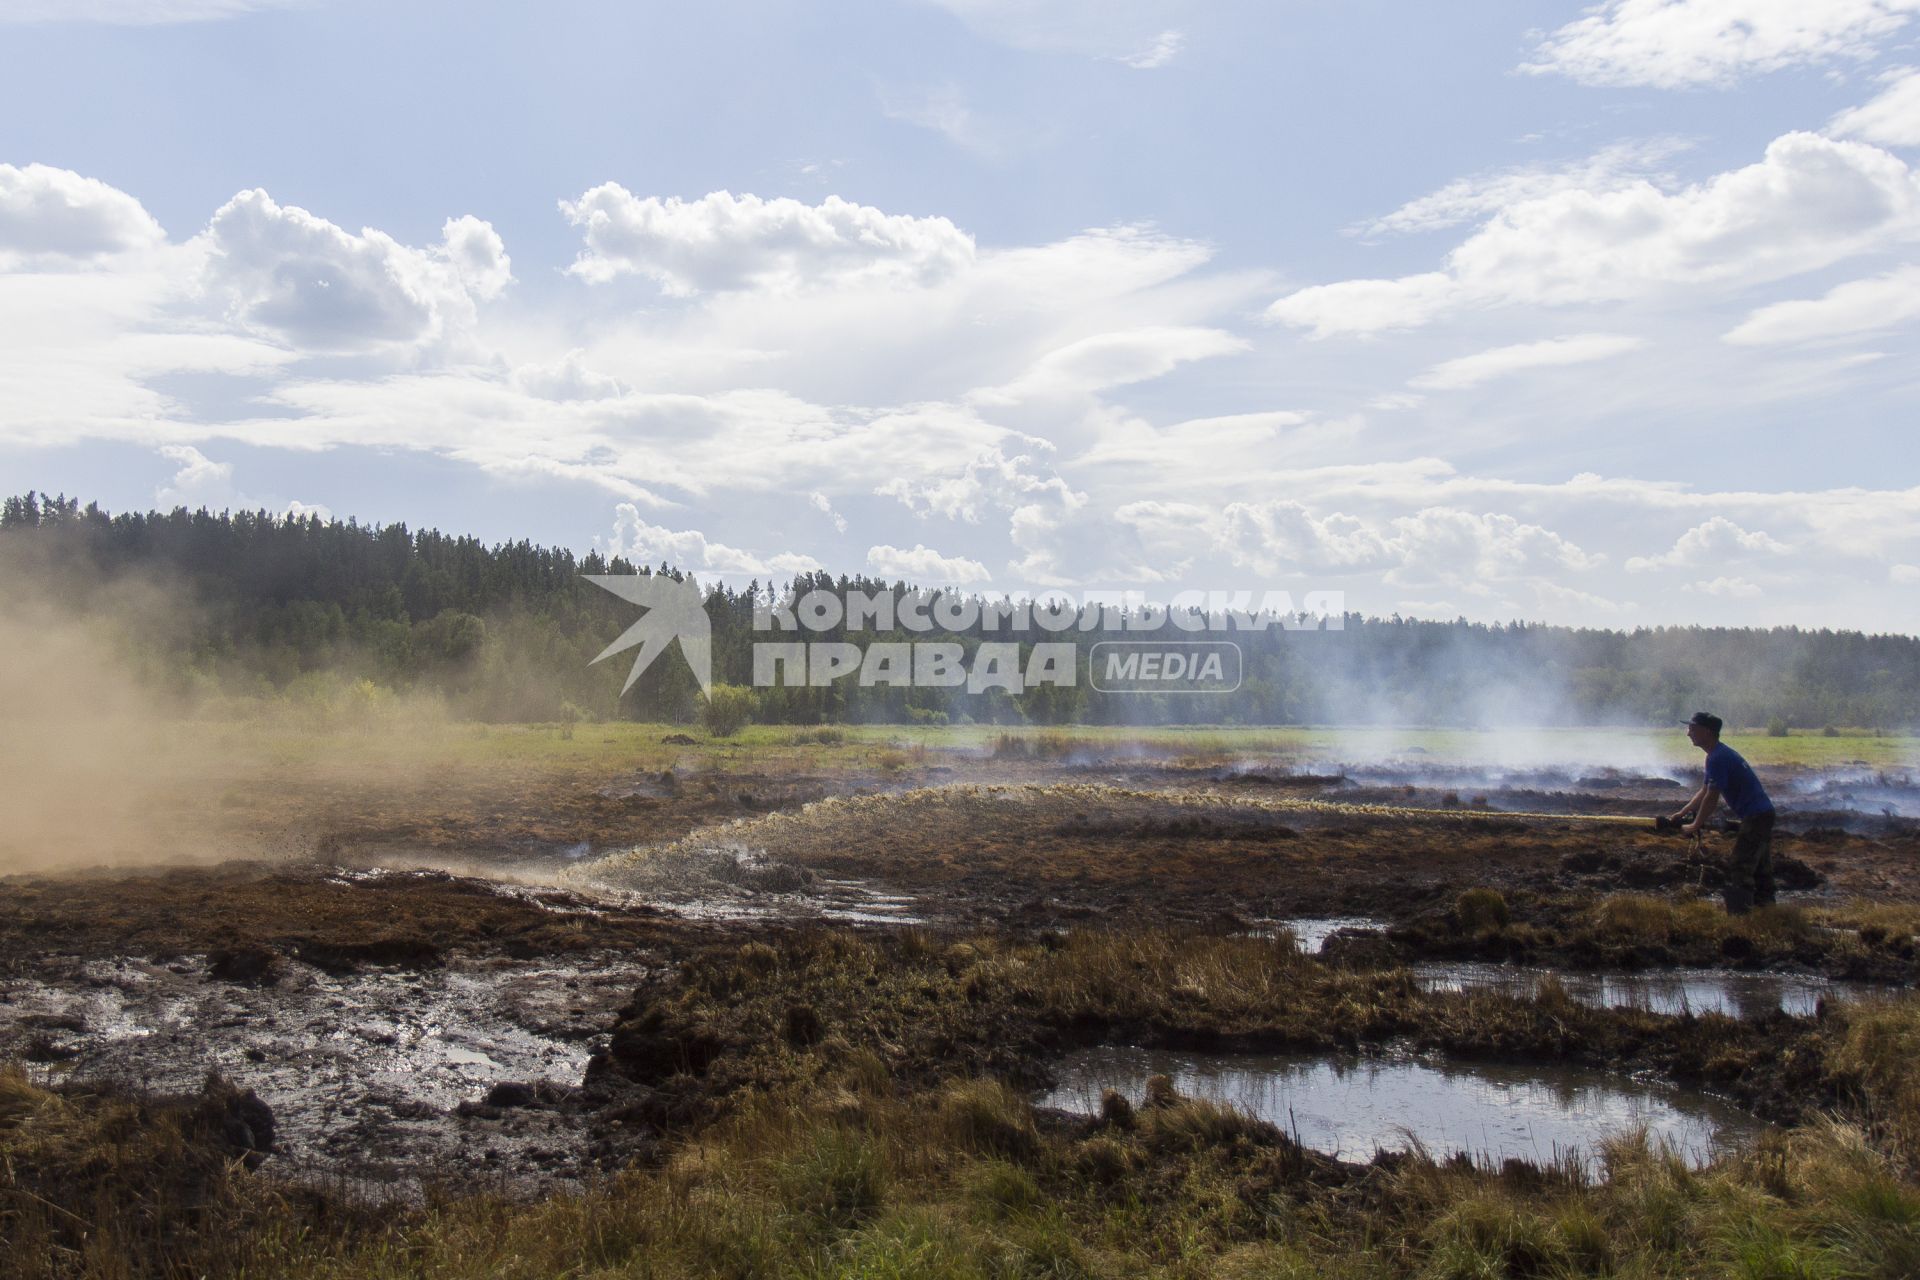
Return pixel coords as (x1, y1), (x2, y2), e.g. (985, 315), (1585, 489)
(2, 0), (1919, 630)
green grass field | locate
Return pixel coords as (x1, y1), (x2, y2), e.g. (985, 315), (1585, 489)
(187, 717), (1920, 775)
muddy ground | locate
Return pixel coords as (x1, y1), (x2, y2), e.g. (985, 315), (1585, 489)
(4, 741), (1918, 1197)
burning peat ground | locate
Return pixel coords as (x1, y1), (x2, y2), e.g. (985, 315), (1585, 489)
(5, 738), (1920, 1218)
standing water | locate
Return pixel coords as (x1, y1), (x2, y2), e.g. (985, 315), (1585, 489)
(1040, 1046), (1762, 1171)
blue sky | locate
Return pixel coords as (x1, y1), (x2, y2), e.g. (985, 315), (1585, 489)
(3, 0), (1919, 629)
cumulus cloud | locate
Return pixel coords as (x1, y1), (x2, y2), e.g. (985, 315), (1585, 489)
(1212, 501), (1391, 575)
(1269, 132), (1920, 337)
(1524, 0), (1920, 89)
(1412, 334), (1646, 390)
(608, 503), (820, 578)
(1625, 516), (1790, 570)
(877, 443), (1084, 527)
(560, 187), (975, 295)
(154, 443), (233, 507)
(0, 163), (165, 264)
(1140, 499), (1602, 591)
(866, 542), (992, 584)
(1724, 265), (1920, 344)
(1354, 138), (1692, 238)
(1830, 67), (1920, 149)
(510, 350), (629, 401)
(1384, 508), (1604, 588)
(199, 190), (510, 353)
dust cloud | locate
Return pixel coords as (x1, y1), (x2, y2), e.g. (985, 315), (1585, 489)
(0, 550), (447, 875)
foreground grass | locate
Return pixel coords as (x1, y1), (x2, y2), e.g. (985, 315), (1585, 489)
(7, 927), (1920, 1278)
(7, 1056), (1920, 1279)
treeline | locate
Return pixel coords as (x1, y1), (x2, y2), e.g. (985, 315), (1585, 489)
(4, 491), (1918, 729)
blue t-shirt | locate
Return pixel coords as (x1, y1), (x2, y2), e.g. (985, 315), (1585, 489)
(1705, 742), (1774, 819)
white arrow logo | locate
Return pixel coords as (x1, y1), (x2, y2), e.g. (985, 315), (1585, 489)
(585, 574), (712, 697)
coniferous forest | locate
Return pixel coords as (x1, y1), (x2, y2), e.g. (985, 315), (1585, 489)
(5, 491), (1917, 730)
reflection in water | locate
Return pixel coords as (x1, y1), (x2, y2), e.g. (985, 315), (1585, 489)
(1040, 1046), (1763, 1171)
(1413, 963), (1859, 1019)
(1260, 918), (1389, 952)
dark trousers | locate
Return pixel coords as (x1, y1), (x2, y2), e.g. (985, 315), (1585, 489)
(1723, 811), (1776, 915)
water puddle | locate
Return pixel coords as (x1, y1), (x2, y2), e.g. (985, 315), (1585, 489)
(1252, 917), (1389, 952)
(1413, 962), (1872, 1019)
(1040, 1046), (1762, 1171)
(1250, 923), (1890, 1018)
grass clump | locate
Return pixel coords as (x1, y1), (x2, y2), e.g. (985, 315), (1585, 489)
(990, 732), (1077, 761)
(777, 1125), (891, 1228)
(938, 1079), (1038, 1160)
(1827, 999), (1920, 1164)
(1418, 1193), (1572, 1280)
(1454, 887), (1510, 933)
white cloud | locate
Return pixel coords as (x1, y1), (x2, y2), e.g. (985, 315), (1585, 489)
(978, 326), (1247, 402)
(1265, 272), (1459, 339)
(1354, 138), (1692, 238)
(0, 163), (166, 264)
(1831, 67), (1920, 148)
(1383, 508), (1604, 588)
(1123, 499), (1605, 593)
(1724, 265), (1920, 344)
(8, 163), (1916, 631)
(1524, 0), (1920, 89)
(1270, 132), (1920, 337)
(284, 499), (332, 522)
(608, 503), (821, 578)
(808, 491), (849, 533)
(1212, 501), (1392, 574)
(1078, 408), (1311, 470)
(1892, 563), (1920, 583)
(1625, 516), (1790, 570)
(920, 0), (1189, 65)
(866, 542), (992, 584)
(1116, 30), (1184, 69)
(1412, 333), (1646, 390)
(0, 0), (297, 22)
(877, 443), (1082, 524)
(154, 443), (232, 507)
(560, 187), (975, 295)
(510, 350), (628, 401)
(1689, 575), (1764, 597)
(200, 190), (510, 353)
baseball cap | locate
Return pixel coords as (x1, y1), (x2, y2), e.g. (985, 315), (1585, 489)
(1685, 711), (1723, 734)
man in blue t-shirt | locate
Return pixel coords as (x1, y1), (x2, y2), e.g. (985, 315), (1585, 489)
(1665, 711), (1777, 914)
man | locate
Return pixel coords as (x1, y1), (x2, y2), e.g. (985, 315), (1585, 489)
(1666, 711), (1777, 915)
